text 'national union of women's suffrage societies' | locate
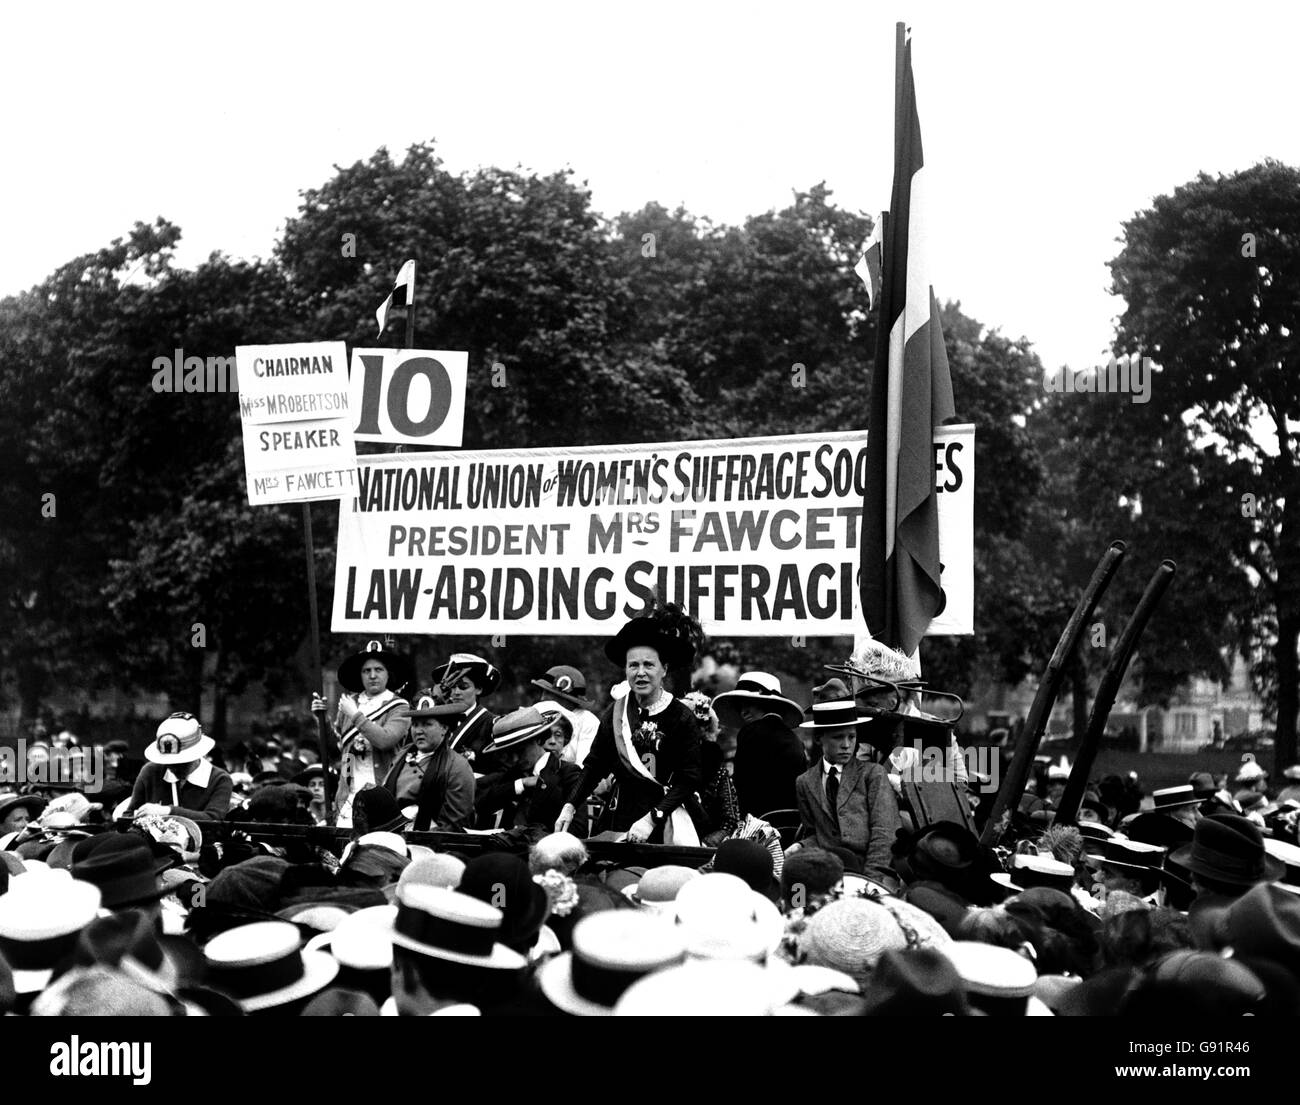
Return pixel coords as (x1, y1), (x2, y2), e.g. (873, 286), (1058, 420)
(331, 427), (974, 637)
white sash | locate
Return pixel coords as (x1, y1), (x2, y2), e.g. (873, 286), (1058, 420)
(337, 690), (406, 825)
(613, 696), (699, 846)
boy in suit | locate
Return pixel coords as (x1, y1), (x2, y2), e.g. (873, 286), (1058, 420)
(791, 697), (901, 886)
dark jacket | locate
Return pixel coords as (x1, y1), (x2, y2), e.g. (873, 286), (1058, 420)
(381, 743), (475, 832)
(126, 762), (234, 821)
(448, 707), (499, 772)
(794, 757), (901, 882)
(475, 754), (588, 843)
(732, 714), (807, 817)
(566, 696), (703, 833)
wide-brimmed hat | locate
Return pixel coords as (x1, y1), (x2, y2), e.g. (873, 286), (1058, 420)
(991, 854), (1076, 895)
(430, 653), (501, 697)
(145, 712), (215, 765)
(623, 865), (700, 911)
(306, 904), (397, 971)
(1264, 838), (1300, 890)
(531, 665), (595, 710)
(940, 941), (1039, 1013)
(613, 959), (784, 1016)
(406, 689), (470, 722)
(0, 793), (46, 824)
(603, 614), (695, 670)
(337, 640), (415, 696)
(66, 908), (197, 993)
(799, 696), (865, 734)
(1149, 784), (1201, 811)
(204, 920), (339, 1012)
(859, 947), (975, 1016)
(386, 884), (526, 971)
(672, 873), (784, 961)
(800, 898), (912, 976)
(482, 708), (561, 756)
(72, 838), (170, 909)
(1234, 759), (1268, 784)
(1085, 836), (1168, 877)
(538, 911), (688, 1016)
(1170, 815), (1285, 888)
(0, 876), (102, 993)
(1217, 881), (1300, 974)
(712, 673), (804, 730)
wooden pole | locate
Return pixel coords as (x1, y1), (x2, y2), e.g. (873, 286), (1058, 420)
(979, 541), (1127, 848)
(405, 259), (416, 350)
(301, 502), (335, 826)
(1055, 560), (1177, 827)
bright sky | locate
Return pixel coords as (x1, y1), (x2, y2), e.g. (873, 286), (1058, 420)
(3, 0), (1298, 373)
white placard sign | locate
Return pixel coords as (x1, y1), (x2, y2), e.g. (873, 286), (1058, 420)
(349, 348), (468, 447)
(237, 341), (357, 504)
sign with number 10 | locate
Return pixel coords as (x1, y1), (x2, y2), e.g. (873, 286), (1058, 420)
(349, 348), (468, 447)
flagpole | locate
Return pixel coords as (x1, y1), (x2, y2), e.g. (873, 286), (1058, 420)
(405, 260), (417, 350)
(302, 502), (335, 826)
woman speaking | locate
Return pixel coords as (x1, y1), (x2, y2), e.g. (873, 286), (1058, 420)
(555, 605), (705, 845)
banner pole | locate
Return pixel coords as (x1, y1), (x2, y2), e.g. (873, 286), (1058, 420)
(301, 502), (335, 825)
(405, 260), (416, 350)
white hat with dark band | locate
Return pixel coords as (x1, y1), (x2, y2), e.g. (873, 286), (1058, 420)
(145, 712), (215, 765)
(203, 921), (339, 1012)
(799, 699), (863, 734)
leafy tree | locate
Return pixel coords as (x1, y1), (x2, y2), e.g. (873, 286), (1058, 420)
(1094, 160), (1300, 766)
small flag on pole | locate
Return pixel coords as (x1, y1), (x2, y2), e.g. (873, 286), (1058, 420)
(859, 26), (956, 658)
(376, 260), (416, 338)
(854, 219), (883, 311)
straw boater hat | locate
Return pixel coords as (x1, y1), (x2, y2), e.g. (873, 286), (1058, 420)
(482, 708), (561, 756)
(712, 672), (804, 730)
(1085, 837), (1167, 885)
(538, 911), (688, 1016)
(337, 639), (415, 696)
(991, 854), (1076, 895)
(531, 665), (595, 710)
(941, 940), (1052, 1015)
(0, 876), (102, 994)
(799, 692), (865, 735)
(613, 959), (786, 1017)
(1149, 785), (1202, 811)
(145, 712), (215, 765)
(385, 884), (526, 971)
(430, 653), (501, 696)
(672, 873), (785, 962)
(204, 920), (339, 1012)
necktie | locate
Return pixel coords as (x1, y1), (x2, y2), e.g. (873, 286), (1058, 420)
(826, 767), (840, 830)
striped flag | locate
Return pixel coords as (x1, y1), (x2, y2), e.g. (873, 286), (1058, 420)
(859, 29), (956, 657)
(375, 259), (416, 338)
(854, 219), (883, 311)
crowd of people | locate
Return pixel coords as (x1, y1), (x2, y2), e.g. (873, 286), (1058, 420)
(2, 606), (1298, 1016)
